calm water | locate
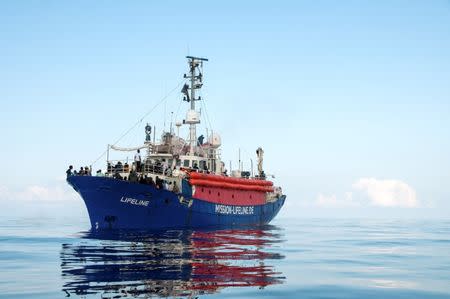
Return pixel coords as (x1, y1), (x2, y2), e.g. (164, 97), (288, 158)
(0, 217), (449, 298)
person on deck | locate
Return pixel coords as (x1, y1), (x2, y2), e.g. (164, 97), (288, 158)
(114, 171), (122, 180)
(128, 170), (138, 182)
(134, 149), (142, 172)
(162, 159), (169, 175)
(172, 181), (180, 193)
(66, 165), (73, 179)
(155, 176), (163, 189)
(115, 161), (123, 172)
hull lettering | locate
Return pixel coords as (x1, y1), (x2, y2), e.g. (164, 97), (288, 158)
(215, 204), (254, 215)
(120, 196), (149, 207)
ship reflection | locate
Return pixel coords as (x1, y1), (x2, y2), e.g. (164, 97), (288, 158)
(61, 227), (285, 298)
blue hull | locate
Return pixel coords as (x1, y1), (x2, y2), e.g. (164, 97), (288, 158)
(67, 176), (285, 230)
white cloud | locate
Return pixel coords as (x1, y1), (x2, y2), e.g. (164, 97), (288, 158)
(315, 192), (359, 208)
(314, 178), (418, 209)
(316, 193), (338, 207)
(352, 178), (418, 208)
(0, 183), (78, 202)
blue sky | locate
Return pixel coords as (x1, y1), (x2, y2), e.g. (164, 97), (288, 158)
(0, 1), (449, 219)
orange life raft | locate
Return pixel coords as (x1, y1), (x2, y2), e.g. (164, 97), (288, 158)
(189, 172), (274, 193)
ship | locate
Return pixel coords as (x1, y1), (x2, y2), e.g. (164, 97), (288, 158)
(67, 56), (286, 230)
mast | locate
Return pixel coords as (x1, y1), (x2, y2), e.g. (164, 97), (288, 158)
(182, 56), (208, 156)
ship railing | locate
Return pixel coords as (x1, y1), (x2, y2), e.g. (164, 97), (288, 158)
(105, 159), (171, 177)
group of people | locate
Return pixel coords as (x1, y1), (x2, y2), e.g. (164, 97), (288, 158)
(65, 164), (180, 193)
(107, 161), (129, 174)
(113, 170), (180, 192)
(107, 160), (172, 177)
(66, 165), (93, 178)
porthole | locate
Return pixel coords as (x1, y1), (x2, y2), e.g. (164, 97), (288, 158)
(232, 194), (234, 199)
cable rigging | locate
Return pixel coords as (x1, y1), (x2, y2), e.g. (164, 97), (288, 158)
(90, 79), (186, 166)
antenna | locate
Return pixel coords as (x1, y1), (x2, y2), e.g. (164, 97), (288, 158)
(183, 56), (208, 156)
(153, 125), (156, 153)
(186, 56), (209, 62)
(163, 99), (167, 132)
(238, 148), (241, 171)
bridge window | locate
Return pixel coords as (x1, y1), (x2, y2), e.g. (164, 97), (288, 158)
(183, 160), (190, 167)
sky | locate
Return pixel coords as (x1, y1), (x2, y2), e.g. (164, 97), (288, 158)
(0, 1), (449, 220)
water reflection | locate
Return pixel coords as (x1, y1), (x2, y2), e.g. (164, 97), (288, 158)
(61, 227), (285, 297)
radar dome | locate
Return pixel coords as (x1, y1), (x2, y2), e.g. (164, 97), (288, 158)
(208, 133), (221, 148)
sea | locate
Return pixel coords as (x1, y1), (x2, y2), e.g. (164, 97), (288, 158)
(1, 216), (449, 299)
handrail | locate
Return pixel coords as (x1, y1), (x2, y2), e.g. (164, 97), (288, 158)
(106, 158), (172, 177)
